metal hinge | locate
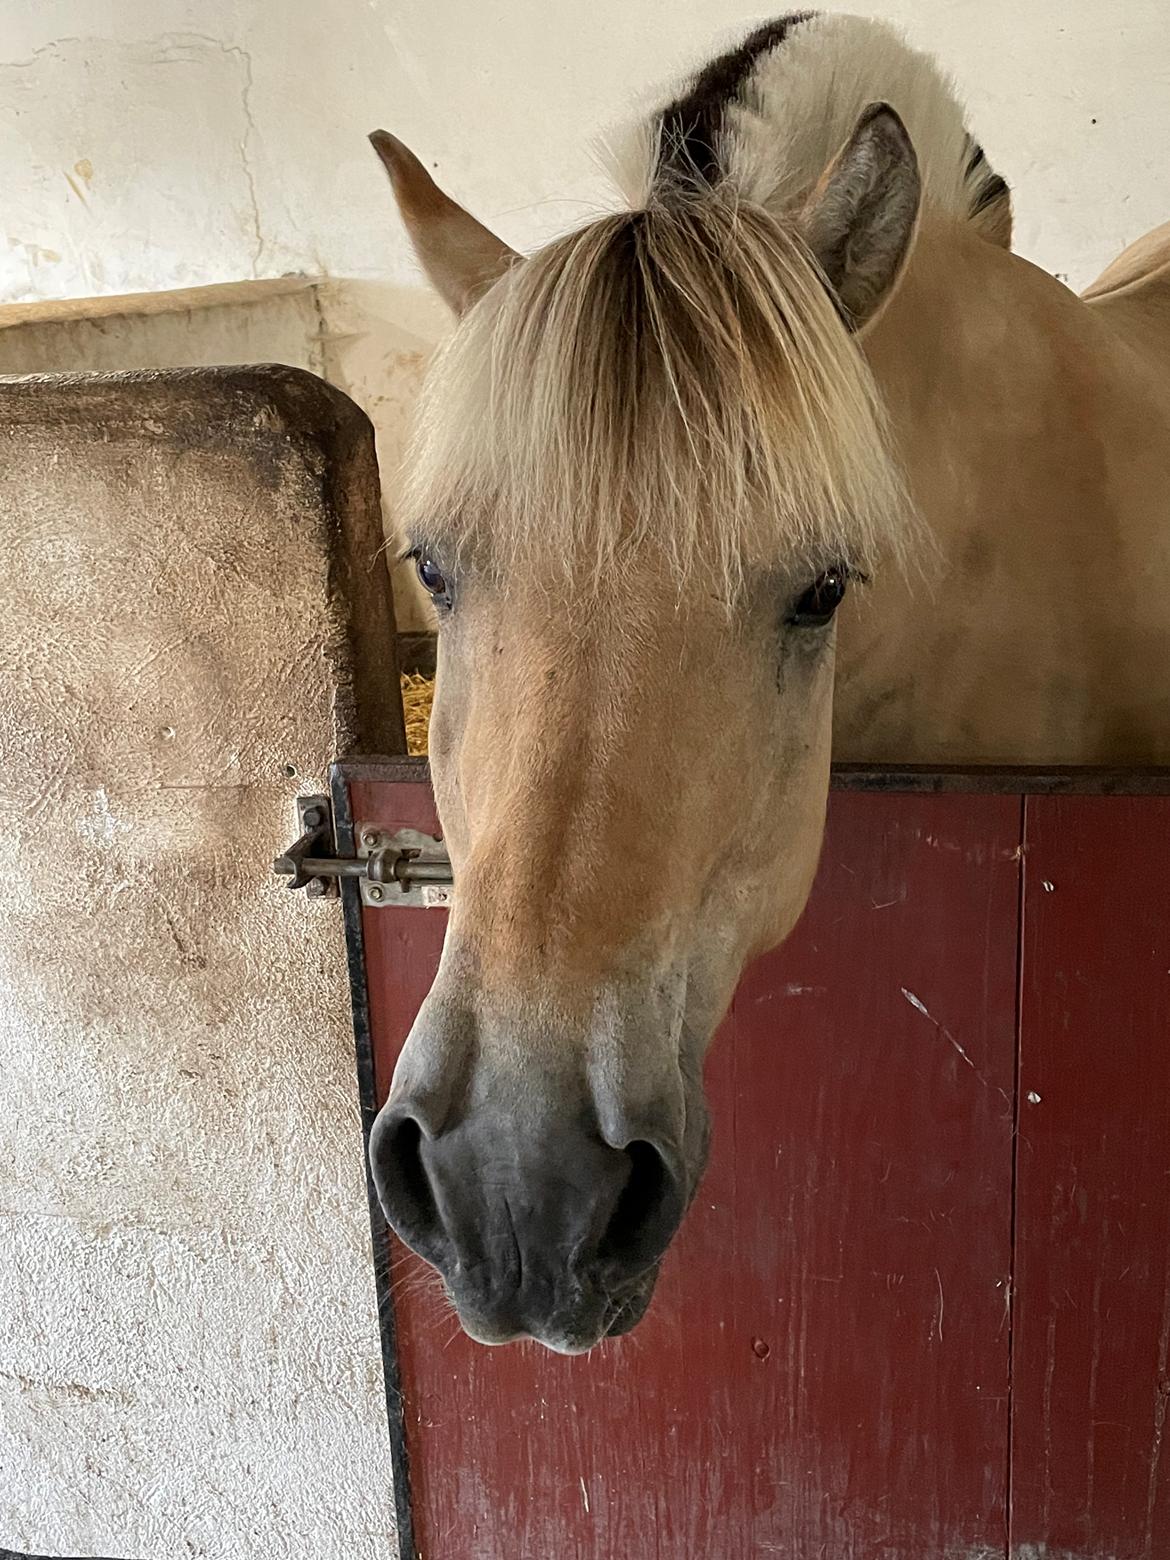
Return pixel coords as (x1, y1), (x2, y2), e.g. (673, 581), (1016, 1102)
(273, 795), (453, 908)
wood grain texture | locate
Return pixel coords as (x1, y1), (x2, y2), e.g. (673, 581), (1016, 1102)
(356, 785), (1022, 1559)
(1011, 797), (1170, 1560)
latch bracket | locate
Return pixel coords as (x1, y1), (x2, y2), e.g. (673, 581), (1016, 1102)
(272, 795), (337, 898)
(273, 797), (453, 908)
(355, 826), (453, 910)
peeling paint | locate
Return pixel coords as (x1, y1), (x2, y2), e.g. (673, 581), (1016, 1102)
(61, 167), (89, 207)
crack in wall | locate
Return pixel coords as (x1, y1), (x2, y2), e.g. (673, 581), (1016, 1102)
(307, 280), (330, 381)
(226, 42), (265, 277)
(163, 34), (265, 277)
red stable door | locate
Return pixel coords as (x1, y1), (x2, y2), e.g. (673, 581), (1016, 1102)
(335, 761), (1170, 1560)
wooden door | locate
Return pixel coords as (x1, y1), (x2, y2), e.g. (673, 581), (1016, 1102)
(1010, 797), (1170, 1560)
(337, 764), (1170, 1559)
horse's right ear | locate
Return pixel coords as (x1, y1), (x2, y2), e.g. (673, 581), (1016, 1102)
(798, 102), (921, 332)
(369, 131), (518, 315)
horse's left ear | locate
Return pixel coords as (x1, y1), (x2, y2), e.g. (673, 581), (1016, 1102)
(369, 131), (518, 315)
(798, 102), (921, 332)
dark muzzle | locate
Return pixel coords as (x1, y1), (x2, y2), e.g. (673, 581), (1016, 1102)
(369, 1085), (687, 1352)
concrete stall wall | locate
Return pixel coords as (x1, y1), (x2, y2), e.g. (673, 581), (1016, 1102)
(0, 283), (436, 635)
(3, 1), (1168, 630)
(0, 367), (403, 1559)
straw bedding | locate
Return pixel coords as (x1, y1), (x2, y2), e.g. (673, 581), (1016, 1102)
(400, 672), (434, 755)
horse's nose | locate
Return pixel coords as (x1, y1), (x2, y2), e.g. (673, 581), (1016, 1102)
(368, 1088), (687, 1350)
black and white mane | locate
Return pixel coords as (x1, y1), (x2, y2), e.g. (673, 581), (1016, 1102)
(644, 12), (1010, 243)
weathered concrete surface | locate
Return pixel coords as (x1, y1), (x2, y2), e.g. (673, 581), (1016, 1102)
(0, 278), (443, 637)
(0, 367), (402, 1558)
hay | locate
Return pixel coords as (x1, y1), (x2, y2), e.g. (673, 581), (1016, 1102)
(400, 672), (434, 755)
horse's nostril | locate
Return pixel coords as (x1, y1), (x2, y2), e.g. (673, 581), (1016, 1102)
(599, 1139), (681, 1270)
(385, 1115), (430, 1211)
(373, 1113), (446, 1266)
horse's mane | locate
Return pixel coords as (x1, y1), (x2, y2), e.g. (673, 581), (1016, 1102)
(403, 15), (1003, 598)
(636, 12), (1010, 243)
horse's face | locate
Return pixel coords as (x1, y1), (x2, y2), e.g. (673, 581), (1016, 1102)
(371, 569), (838, 1348)
(369, 109), (918, 1349)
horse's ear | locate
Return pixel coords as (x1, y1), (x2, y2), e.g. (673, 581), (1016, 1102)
(369, 131), (518, 315)
(798, 103), (920, 332)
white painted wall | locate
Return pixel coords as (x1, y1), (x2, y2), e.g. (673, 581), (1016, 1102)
(0, 360), (401, 1560)
(3, 0), (1169, 307)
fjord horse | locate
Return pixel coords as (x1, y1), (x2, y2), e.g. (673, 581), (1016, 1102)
(368, 12), (1170, 1351)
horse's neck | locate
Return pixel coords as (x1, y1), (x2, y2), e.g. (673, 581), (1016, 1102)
(834, 211), (1170, 766)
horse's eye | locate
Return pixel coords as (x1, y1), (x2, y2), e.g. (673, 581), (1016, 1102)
(415, 554), (449, 601)
(789, 566), (848, 628)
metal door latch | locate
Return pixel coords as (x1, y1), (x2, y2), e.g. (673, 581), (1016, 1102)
(273, 796), (453, 908)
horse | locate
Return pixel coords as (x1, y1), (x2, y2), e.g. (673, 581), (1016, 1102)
(367, 12), (1170, 1353)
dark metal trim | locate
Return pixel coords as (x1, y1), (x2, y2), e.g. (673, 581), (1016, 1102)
(336, 755), (1170, 797)
(329, 764), (418, 1560)
(336, 754), (433, 785)
(829, 763), (1170, 795)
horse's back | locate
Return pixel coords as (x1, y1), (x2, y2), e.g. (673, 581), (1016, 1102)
(1081, 222), (1170, 374)
(1083, 220), (1170, 301)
